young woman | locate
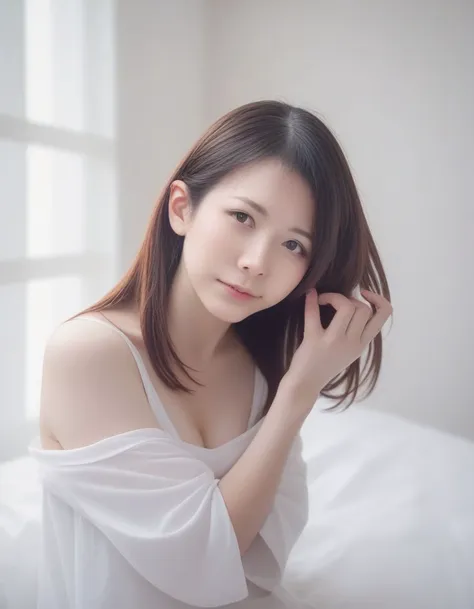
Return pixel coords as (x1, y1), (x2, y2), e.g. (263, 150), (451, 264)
(30, 100), (393, 608)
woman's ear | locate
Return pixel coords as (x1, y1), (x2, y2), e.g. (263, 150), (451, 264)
(168, 180), (193, 236)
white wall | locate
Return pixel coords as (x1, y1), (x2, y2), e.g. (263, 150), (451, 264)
(115, 0), (208, 271)
(204, 0), (474, 439)
(115, 0), (473, 440)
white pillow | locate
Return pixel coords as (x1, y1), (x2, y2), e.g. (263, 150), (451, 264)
(284, 406), (474, 609)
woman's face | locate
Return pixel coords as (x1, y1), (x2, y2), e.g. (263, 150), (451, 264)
(170, 158), (315, 323)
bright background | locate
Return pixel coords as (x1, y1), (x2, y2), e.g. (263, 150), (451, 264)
(1, 0), (473, 462)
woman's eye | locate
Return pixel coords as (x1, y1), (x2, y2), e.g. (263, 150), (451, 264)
(285, 240), (306, 256)
(231, 211), (251, 225)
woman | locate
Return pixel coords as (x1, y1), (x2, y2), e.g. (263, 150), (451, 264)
(30, 100), (393, 608)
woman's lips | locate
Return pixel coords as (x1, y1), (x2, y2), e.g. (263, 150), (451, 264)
(218, 280), (257, 300)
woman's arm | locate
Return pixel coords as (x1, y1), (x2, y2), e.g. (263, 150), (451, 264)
(219, 382), (311, 556)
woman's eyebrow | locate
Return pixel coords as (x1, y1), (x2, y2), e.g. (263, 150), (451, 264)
(232, 196), (312, 241)
(233, 196), (269, 217)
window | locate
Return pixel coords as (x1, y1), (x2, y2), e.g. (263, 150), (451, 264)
(0, 0), (117, 461)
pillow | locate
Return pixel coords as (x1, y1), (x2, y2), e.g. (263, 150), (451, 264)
(284, 405), (474, 609)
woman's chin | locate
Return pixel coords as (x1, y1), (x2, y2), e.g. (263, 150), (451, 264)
(198, 293), (256, 324)
(194, 281), (265, 323)
(205, 303), (251, 324)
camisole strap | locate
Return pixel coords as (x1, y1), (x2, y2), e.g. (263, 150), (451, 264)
(70, 315), (267, 445)
(71, 315), (178, 436)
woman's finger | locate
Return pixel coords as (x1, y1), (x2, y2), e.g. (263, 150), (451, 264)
(359, 290), (393, 344)
(303, 289), (323, 336)
(318, 292), (357, 339)
(346, 297), (373, 340)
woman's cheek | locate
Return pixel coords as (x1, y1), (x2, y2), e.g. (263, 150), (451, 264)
(209, 218), (239, 249)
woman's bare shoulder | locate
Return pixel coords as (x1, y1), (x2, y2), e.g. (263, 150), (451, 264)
(39, 316), (161, 451)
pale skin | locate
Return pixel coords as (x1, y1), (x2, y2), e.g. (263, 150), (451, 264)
(40, 158), (393, 554)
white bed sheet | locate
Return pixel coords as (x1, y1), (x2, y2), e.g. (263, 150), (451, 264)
(285, 406), (474, 609)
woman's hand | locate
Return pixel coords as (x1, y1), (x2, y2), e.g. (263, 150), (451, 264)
(282, 288), (393, 408)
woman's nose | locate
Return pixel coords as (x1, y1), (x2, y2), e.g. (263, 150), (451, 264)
(237, 241), (270, 276)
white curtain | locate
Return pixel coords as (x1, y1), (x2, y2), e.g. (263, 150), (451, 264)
(0, 0), (117, 462)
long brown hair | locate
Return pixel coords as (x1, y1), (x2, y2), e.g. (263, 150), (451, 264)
(73, 100), (391, 415)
